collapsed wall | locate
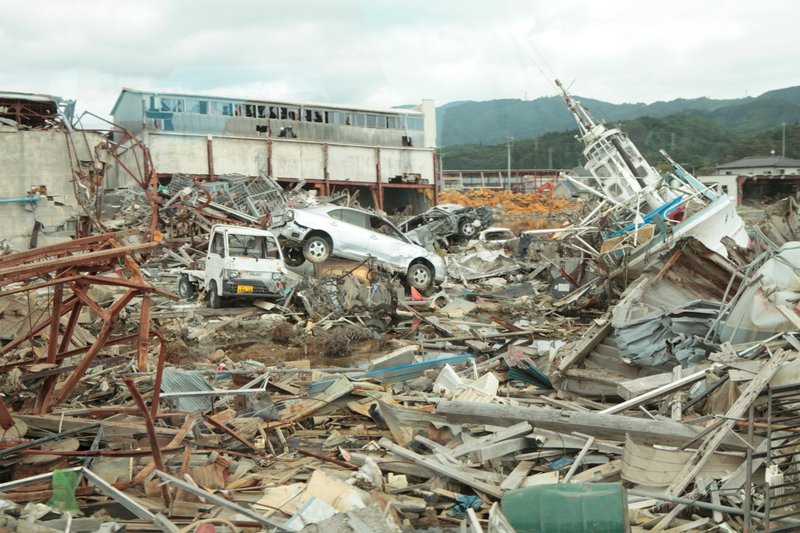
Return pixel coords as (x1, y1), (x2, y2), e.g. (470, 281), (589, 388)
(0, 92), (109, 251)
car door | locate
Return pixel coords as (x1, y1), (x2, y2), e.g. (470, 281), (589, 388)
(366, 214), (420, 269)
(327, 208), (374, 260)
(205, 229), (226, 287)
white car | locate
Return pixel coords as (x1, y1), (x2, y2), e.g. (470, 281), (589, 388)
(278, 204), (446, 290)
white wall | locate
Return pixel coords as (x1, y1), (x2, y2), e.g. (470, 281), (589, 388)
(0, 130), (107, 249)
(698, 175), (739, 205)
(138, 132), (435, 184)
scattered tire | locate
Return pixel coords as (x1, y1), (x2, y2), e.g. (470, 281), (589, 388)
(283, 247), (306, 267)
(303, 235), (332, 263)
(407, 262), (433, 290)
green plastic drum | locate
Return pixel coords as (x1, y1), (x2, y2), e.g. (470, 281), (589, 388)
(501, 483), (628, 533)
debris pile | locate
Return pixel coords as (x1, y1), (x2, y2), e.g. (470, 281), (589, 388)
(3, 80), (800, 533)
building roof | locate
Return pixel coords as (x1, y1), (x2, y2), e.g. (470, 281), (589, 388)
(0, 91), (59, 104)
(110, 87), (424, 118)
(717, 155), (800, 169)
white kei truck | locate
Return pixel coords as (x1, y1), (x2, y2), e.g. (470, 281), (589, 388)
(177, 224), (291, 308)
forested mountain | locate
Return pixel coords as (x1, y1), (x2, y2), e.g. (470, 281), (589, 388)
(441, 115), (800, 175)
(436, 85), (800, 168)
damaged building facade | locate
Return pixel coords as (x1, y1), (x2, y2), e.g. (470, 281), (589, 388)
(109, 89), (439, 213)
(0, 92), (110, 250)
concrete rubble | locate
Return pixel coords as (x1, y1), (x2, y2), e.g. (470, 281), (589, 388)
(3, 87), (800, 533)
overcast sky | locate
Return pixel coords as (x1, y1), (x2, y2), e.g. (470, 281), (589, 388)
(1, 0), (798, 121)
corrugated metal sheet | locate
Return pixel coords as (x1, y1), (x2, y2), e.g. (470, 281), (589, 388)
(161, 368), (214, 413)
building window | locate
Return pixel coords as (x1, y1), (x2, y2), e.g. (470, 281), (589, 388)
(186, 99), (204, 114)
(257, 105), (267, 118)
(386, 116), (398, 129)
(355, 113), (366, 127)
(245, 104), (258, 118)
(366, 114), (377, 128)
(280, 107), (298, 120)
(160, 98), (183, 112)
(407, 116), (424, 131)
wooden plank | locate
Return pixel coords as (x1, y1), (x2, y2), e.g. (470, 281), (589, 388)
(448, 422), (532, 458)
(666, 349), (792, 497)
(499, 461), (533, 491)
(471, 437), (530, 462)
(435, 401), (754, 451)
(378, 438), (504, 499)
(557, 318), (612, 374)
(15, 414), (179, 443)
(570, 459), (622, 483)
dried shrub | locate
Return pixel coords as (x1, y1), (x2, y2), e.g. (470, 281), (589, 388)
(316, 325), (372, 357)
(271, 321), (297, 344)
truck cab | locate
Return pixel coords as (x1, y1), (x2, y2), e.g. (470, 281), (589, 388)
(178, 225), (290, 308)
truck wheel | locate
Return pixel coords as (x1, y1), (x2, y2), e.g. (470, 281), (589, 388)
(407, 262), (433, 290)
(207, 281), (223, 309)
(284, 247), (306, 267)
(303, 235), (332, 263)
(178, 275), (196, 300)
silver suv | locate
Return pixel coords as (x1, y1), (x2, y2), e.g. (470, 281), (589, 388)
(278, 204), (446, 290)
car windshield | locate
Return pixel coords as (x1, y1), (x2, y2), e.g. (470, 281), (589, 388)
(227, 234), (279, 259)
(369, 216), (407, 241)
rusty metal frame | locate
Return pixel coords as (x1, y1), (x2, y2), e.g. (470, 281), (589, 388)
(0, 234), (176, 416)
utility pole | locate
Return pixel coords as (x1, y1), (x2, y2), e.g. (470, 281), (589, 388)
(782, 123), (787, 157)
(505, 137), (514, 190)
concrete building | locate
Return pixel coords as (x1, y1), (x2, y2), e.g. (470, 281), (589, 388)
(0, 92), (109, 250)
(110, 89), (438, 213)
(712, 155), (800, 205)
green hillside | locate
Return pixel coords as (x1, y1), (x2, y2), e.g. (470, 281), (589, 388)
(436, 85), (800, 148)
(442, 114), (800, 175)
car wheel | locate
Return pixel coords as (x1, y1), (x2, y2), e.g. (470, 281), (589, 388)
(407, 262), (433, 290)
(459, 219), (478, 238)
(207, 281), (223, 309)
(178, 275), (196, 300)
(303, 235), (332, 263)
(284, 247), (306, 267)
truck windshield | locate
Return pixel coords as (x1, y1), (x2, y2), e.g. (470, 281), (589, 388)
(227, 234), (278, 259)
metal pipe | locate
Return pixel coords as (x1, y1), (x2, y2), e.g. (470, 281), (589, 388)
(154, 470), (289, 530)
(0, 193), (40, 204)
(627, 489), (800, 525)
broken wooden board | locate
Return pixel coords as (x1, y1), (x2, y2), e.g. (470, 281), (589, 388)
(435, 401), (756, 451)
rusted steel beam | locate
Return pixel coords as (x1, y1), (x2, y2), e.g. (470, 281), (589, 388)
(0, 273), (177, 301)
(202, 414), (267, 456)
(17, 446), (184, 458)
(48, 320), (116, 409)
(131, 415), (194, 486)
(0, 242), (159, 285)
(0, 229), (136, 268)
(49, 290), (136, 409)
(0, 334), (137, 373)
(0, 295), (79, 356)
(137, 294), (151, 371)
(57, 302), (82, 354)
(0, 400), (14, 431)
(150, 330), (166, 420)
(123, 377), (172, 507)
(69, 282), (110, 322)
(0, 274), (82, 297)
(35, 282), (63, 413)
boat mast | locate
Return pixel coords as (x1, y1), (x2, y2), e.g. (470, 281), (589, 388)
(555, 79), (672, 212)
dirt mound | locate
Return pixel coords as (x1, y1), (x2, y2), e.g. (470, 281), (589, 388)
(438, 189), (576, 215)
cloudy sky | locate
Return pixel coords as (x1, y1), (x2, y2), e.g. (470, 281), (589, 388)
(1, 0), (798, 120)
